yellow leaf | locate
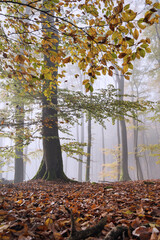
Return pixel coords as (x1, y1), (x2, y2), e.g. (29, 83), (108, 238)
(100, 45), (107, 52)
(23, 50), (28, 56)
(153, 3), (160, 9)
(132, 52), (136, 60)
(44, 72), (53, 80)
(124, 75), (130, 80)
(102, 68), (107, 75)
(138, 22), (146, 29)
(127, 22), (134, 28)
(112, 31), (120, 40)
(89, 19), (95, 25)
(83, 79), (89, 85)
(128, 63), (133, 69)
(27, 67), (36, 73)
(136, 52), (140, 59)
(146, 47), (151, 53)
(118, 26), (129, 34)
(106, 30), (113, 36)
(124, 4), (130, 11)
(123, 64), (128, 73)
(122, 11), (137, 22)
(103, 53), (113, 61)
(133, 29), (139, 40)
(45, 218), (53, 227)
(14, 55), (25, 64)
(146, 0), (152, 4)
(53, 232), (63, 240)
(88, 28), (97, 38)
(16, 199), (23, 204)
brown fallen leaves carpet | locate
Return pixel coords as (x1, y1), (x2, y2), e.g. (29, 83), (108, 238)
(0, 179), (160, 240)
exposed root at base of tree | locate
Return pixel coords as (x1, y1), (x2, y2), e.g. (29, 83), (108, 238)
(32, 159), (71, 181)
(104, 225), (128, 240)
(66, 207), (128, 240)
(66, 207), (107, 240)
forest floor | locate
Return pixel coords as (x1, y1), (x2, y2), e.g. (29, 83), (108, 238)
(0, 179), (160, 240)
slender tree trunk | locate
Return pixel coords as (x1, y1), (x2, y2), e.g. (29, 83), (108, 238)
(78, 71), (85, 182)
(119, 120), (131, 181)
(65, 154), (68, 176)
(86, 111), (91, 181)
(142, 124), (150, 179)
(115, 69), (131, 181)
(133, 117), (143, 180)
(0, 137), (3, 179)
(117, 120), (121, 181)
(14, 105), (24, 183)
(33, 0), (67, 181)
(14, 0), (30, 183)
(101, 126), (106, 181)
(130, 82), (143, 180)
(86, 89), (92, 181)
(23, 145), (28, 181)
(78, 114), (84, 182)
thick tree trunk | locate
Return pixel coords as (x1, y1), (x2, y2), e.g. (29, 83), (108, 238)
(34, 0), (68, 181)
(42, 88), (67, 180)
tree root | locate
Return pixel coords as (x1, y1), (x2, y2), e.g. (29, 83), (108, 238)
(66, 207), (129, 240)
(66, 207), (107, 240)
(104, 225), (128, 240)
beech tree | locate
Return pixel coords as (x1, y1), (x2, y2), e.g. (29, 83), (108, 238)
(0, 0), (159, 181)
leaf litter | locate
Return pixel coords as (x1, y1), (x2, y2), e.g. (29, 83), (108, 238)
(0, 179), (160, 239)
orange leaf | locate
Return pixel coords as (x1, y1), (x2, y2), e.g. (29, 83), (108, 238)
(63, 56), (71, 64)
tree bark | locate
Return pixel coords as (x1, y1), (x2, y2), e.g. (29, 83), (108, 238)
(78, 72), (85, 182)
(133, 117), (143, 180)
(34, 0), (68, 181)
(14, 0), (29, 183)
(130, 76), (144, 180)
(14, 105), (24, 183)
(78, 114), (84, 182)
(116, 120), (121, 181)
(102, 126), (106, 181)
(86, 89), (92, 182)
(115, 69), (131, 181)
(119, 119), (131, 181)
(85, 111), (92, 181)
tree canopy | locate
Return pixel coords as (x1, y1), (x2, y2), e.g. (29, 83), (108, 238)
(0, 0), (159, 93)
